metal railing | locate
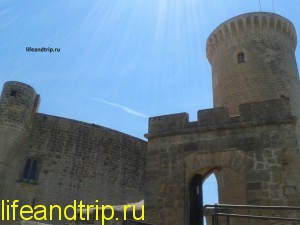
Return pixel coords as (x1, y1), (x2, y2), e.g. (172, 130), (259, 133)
(203, 204), (300, 225)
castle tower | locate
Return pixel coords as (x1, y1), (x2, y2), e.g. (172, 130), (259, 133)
(206, 12), (300, 116)
(0, 81), (40, 197)
(145, 12), (300, 225)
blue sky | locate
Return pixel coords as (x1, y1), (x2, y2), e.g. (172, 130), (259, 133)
(1, 0), (299, 139)
(1, 0), (300, 206)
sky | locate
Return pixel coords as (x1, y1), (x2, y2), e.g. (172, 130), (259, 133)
(1, 0), (300, 207)
(1, 0), (299, 139)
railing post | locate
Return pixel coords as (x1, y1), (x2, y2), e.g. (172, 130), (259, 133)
(215, 204), (219, 225)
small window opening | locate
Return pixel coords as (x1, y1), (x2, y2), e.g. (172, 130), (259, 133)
(22, 159), (38, 183)
(237, 52), (245, 64)
(10, 90), (17, 97)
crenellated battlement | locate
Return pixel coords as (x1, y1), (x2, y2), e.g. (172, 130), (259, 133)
(206, 12), (297, 62)
(148, 112), (189, 134)
(147, 98), (295, 138)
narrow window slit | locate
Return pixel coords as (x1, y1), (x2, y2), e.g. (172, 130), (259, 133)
(237, 52), (245, 64)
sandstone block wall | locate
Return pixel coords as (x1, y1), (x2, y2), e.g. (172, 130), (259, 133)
(0, 82), (147, 225)
(145, 98), (300, 225)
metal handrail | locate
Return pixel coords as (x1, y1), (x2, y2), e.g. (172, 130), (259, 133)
(203, 204), (300, 225)
(204, 204), (300, 210)
(215, 213), (300, 222)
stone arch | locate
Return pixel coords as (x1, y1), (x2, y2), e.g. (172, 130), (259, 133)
(184, 150), (252, 225)
(185, 149), (249, 179)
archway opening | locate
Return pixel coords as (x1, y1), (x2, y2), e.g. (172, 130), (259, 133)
(203, 172), (219, 225)
(189, 165), (247, 225)
(203, 172), (219, 206)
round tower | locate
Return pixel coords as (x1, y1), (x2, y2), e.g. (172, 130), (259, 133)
(206, 12), (300, 115)
(0, 81), (40, 198)
(0, 81), (40, 164)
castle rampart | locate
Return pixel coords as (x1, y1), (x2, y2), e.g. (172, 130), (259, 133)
(145, 97), (300, 225)
(0, 81), (147, 225)
(147, 98), (294, 138)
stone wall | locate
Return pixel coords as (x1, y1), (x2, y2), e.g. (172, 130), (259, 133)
(0, 82), (147, 225)
(144, 98), (300, 225)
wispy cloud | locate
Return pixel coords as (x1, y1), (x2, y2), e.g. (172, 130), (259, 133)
(0, 15), (19, 30)
(92, 98), (148, 118)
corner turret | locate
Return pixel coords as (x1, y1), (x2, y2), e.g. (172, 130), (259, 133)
(0, 81), (40, 189)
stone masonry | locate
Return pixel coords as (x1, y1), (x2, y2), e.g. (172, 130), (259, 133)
(144, 12), (300, 225)
(1, 11), (300, 225)
(0, 81), (146, 225)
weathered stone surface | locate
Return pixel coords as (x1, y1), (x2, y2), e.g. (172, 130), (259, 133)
(144, 12), (300, 225)
(0, 83), (146, 225)
(1, 11), (300, 225)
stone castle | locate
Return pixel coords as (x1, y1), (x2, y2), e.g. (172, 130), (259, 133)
(1, 11), (300, 225)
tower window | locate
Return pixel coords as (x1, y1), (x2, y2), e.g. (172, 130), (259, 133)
(237, 52), (245, 64)
(10, 90), (17, 97)
(22, 159), (39, 183)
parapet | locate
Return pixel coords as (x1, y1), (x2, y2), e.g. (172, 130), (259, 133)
(148, 113), (189, 134)
(206, 12), (297, 62)
(146, 98), (295, 138)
